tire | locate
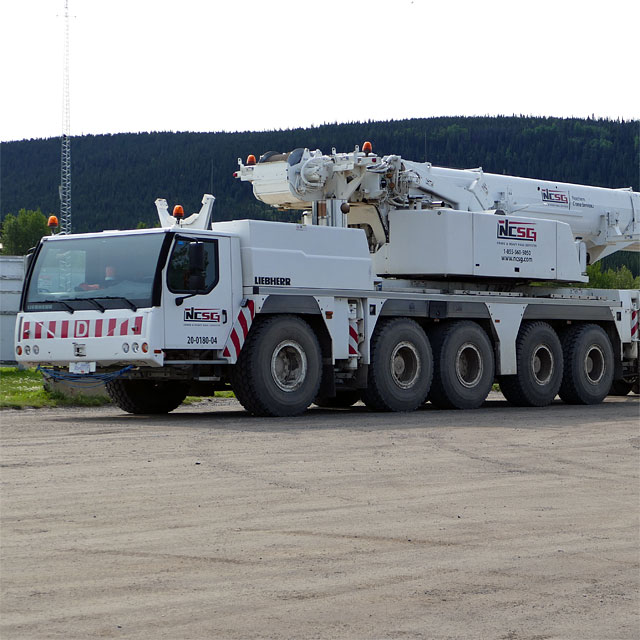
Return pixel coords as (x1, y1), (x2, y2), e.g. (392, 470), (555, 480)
(106, 379), (189, 414)
(361, 318), (432, 412)
(230, 315), (321, 417)
(315, 389), (361, 408)
(559, 324), (614, 405)
(429, 320), (494, 410)
(499, 322), (563, 407)
(608, 379), (634, 396)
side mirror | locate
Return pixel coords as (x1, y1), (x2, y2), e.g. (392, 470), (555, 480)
(188, 242), (206, 291)
(189, 242), (205, 271)
(24, 247), (37, 272)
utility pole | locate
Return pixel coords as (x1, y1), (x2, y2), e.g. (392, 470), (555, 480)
(59, 0), (71, 234)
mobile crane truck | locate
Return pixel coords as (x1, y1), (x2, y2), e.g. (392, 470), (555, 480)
(14, 143), (639, 416)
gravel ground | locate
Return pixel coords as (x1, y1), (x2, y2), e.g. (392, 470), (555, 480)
(1, 393), (639, 640)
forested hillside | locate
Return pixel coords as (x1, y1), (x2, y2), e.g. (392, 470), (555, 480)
(2, 116), (638, 233)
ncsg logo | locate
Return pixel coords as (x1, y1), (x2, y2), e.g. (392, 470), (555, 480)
(541, 188), (569, 205)
(183, 307), (222, 323)
(497, 219), (537, 242)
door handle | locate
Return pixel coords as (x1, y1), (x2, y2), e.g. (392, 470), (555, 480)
(222, 310), (228, 324)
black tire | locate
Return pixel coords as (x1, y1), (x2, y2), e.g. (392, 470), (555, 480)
(314, 389), (361, 408)
(106, 379), (189, 414)
(559, 324), (614, 405)
(608, 379), (634, 396)
(499, 322), (563, 407)
(230, 315), (321, 417)
(429, 320), (494, 410)
(361, 318), (432, 412)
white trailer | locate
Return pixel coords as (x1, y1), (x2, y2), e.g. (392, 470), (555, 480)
(14, 144), (639, 415)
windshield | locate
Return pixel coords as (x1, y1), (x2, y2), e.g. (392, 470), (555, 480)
(25, 233), (167, 311)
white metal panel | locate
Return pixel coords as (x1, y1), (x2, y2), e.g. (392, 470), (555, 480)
(0, 256), (26, 363)
(372, 210), (474, 277)
(473, 214), (561, 281)
(14, 308), (164, 367)
(212, 220), (374, 291)
(314, 296), (350, 361)
(486, 303), (527, 375)
(163, 236), (236, 352)
(555, 225), (584, 281)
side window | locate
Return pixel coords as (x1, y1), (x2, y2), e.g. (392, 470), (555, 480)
(167, 237), (219, 294)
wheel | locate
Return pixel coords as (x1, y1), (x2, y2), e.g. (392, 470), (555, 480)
(106, 379), (189, 414)
(608, 379), (634, 396)
(498, 322), (563, 407)
(429, 320), (494, 410)
(314, 389), (361, 408)
(230, 315), (321, 417)
(559, 324), (614, 405)
(361, 318), (432, 412)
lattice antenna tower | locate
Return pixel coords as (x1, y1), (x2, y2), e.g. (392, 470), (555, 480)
(59, 0), (71, 234)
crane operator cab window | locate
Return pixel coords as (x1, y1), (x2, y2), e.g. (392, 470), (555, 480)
(167, 236), (219, 294)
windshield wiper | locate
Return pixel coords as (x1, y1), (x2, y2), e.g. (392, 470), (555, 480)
(95, 296), (138, 311)
(60, 297), (106, 313)
(86, 298), (106, 313)
(63, 296), (138, 312)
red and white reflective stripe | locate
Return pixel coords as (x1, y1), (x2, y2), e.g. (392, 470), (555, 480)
(348, 319), (359, 356)
(222, 300), (256, 360)
(21, 316), (144, 340)
(632, 310), (638, 339)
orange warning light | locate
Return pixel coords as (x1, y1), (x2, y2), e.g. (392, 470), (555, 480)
(47, 215), (59, 228)
(173, 205), (184, 218)
(362, 141), (373, 154)
(246, 154), (256, 165)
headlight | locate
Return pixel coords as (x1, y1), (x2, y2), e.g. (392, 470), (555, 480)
(33, 345), (40, 355)
(132, 342), (140, 353)
(24, 345), (31, 355)
(122, 343), (130, 353)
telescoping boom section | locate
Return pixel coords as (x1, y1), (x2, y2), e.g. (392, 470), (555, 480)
(14, 143), (639, 417)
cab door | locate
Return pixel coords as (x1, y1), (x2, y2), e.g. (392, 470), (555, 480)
(163, 234), (234, 351)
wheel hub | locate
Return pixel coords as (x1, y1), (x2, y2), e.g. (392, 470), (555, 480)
(455, 343), (483, 388)
(390, 341), (421, 389)
(531, 345), (554, 386)
(584, 344), (605, 385)
(271, 340), (307, 392)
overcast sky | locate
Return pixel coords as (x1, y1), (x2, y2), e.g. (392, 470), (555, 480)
(1, 0), (638, 142)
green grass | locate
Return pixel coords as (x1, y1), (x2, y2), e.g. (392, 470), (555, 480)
(0, 367), (235, 409)
(213, 390), (235, 398)
(184, 390), (236, 404)
(0, 367), (111, 409)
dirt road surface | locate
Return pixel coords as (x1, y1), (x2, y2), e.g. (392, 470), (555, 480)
(1, 394), (639, 640)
